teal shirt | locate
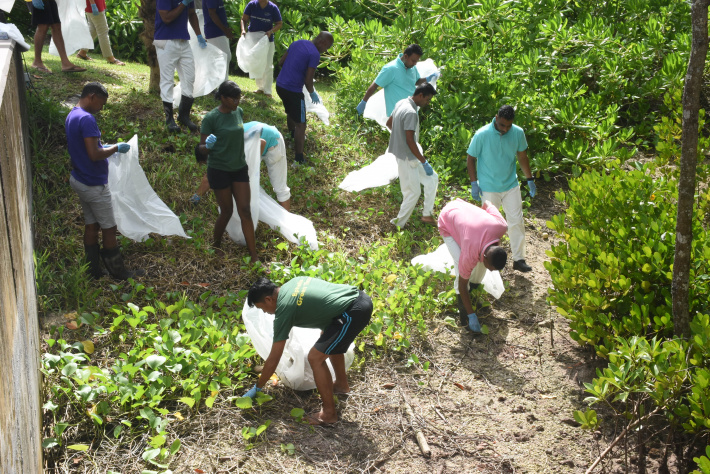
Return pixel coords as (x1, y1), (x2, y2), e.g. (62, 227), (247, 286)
(273, 277), (359, 342)
(243, 121), (281, 156)
(375, 53), (421, 117)
(467, 118), (528, 193)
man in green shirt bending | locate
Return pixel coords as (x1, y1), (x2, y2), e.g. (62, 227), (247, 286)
(245, 276), (373, 425)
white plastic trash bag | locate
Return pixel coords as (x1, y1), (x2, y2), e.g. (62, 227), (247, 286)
(107, 135), (189, 242)
(225, 129), (262, 245)
(339, 152), (398, 192)
(241, 300), (355, 390)
(363, 59), (440, 131)
(49, 0), (93, 56)
(259, 189), (319, 250)
(302, 86), (330, 125)
(411, 244), (505, 299)
(174, 10), (228, 107)
(236, 32), (270, 78)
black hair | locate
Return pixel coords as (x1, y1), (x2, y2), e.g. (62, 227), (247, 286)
(313, 31), (334, 48)
(215, 80), (241, 101)
(81, 82), (108, 99)
(497, 105), (515, 121)
(404, 44), (423, 57)
(247, 277), (277, 307)
(414, 82), (437, 98)
(488, 246), (508, 270)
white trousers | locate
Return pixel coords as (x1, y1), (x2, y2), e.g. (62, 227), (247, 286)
(263, 146), (290, 202)
(84, 12), (113, 58)
(390, 157), (438, 227)
(482, 185), (525, 261)
(443, 236), (488, 293)
(155, 39), (195, 103)
(206, 36), (231, 82)
(254, 40), (275, 94)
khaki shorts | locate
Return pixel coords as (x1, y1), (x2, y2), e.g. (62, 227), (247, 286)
(70, 175), (116, 228)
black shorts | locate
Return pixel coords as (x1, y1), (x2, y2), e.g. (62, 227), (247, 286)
(276, 85), (306, 124)
(30, 0), (61, 26)
(314, 291), (373, 355)
(207, 165), (249, 190)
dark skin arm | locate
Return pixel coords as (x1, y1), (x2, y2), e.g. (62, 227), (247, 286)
(304, 67), (317, 94)
(278, 51), (288, 68)
(256, 340), (287, 388)
(208, 8), (233, 38)
(467, 154), (477, 181)
(84, 137), (120, 162)
(188, 8), (202, 36)
(158, 3), (188, 24)
(362, 81), (379, 102)
(405, 130), (425, 163)
(416, 77), (427, 85)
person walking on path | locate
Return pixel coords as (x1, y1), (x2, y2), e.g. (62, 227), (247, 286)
(245, 276), (373, 425)
(355, 44), (439, 117)
(198, 81), (259, 262)
(26, 0), (86, 73)
(76, 0), (125, 66)
(154, 0), (207, 133)
(66, 82), (143, 280)
(385, 83), (439, 228)
(203, 0), (234, 82)
(240, 0), (282, 96)
(243, 121), (291, 210)
(275, 31), (333, 166)
(438, 199), (508, 333)
(467, 105), (536, 273)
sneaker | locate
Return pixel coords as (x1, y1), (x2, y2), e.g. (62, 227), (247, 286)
(189, 193), (201, 205)
(513, 259), (532, 272)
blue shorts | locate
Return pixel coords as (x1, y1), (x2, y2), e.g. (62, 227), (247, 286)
(313, 291), (373, 355)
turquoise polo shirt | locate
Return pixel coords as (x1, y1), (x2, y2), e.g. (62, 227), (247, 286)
(467, 118), (528, 193)
(244, 121), (281, 156)
(374, 53), (421, 117)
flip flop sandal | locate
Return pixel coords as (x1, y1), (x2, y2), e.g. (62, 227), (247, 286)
(109, 59), (125, 66)
(32, 65), (52, 74)
(77, 54), (93, 61)
(62, 66), (87, 73)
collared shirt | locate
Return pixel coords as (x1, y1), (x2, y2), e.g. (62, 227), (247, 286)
(375, 53), (421, 117)
(388, 97), (420, 162)
(154, 0), (194, 40)
(467, 118), (528, 193)
(276, 40), (321, 93)
(438, 199), (508, 279)
(243, 0), (281, 42)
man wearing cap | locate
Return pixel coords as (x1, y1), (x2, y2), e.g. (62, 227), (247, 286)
(438, 199), (508, 333)
(467, 104), (535, 273)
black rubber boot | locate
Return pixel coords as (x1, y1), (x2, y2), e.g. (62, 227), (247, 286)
(84, 243), (106, 279)
(101, 246), (144, 281)
(162, 101), (181, 133)
(177, 95), (198, 132)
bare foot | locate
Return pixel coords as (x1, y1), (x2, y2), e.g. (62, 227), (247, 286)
(212, 246), (226, 257)
(306, 410), (337, 425)
(420, 216), (436, 226)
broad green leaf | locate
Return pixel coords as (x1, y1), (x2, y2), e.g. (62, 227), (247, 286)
(146, 354), (167, 369)
(42, 438), (58, 449)
(235, 397), (253, 409)
(67, 444), (89, 451)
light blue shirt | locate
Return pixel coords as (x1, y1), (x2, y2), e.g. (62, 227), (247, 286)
(244, 121), (281, 156)
(467, 118), (528, 193)
(375, 53), (421, 117)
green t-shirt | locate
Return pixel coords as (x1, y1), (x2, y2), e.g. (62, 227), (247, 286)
(273, 277), (360, 342)
(200, 106), (246, 172)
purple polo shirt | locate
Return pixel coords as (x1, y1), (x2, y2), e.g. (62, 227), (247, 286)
(154, 0), (194, 40)
(276, 40), (320, 93)
(203, 0), (228, 39)
(243, 0), (281, 42)
(65, 107), (107, 186)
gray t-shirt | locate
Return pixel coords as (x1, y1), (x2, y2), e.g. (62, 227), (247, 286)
(388, 97), (420, 162)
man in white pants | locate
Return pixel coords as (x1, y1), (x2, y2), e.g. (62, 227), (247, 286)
(438, 199), (508, 333)
(467, 105), (536, 273)
(154, 0), (207, 133)
(386, 83), (439, 227)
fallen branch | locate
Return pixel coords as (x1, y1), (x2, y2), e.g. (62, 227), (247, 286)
(399, 391), (431, 458)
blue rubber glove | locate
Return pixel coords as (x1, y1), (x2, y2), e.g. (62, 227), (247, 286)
(243, 384), (262, 399)
(468, 313), (481, 333)
(197, 34), (207, 49)
(91, 3), (99, 15)
(117, 143), (130, 153)
(426, 71), (440, 83)
(470, 181), (481, 201)
(355, 99), (367, 115)
(310, 91), (321, 104)
(205, 134), (217, 150)
(422, 160), (434, 176)
(181, 0), (190, 6)
(31, 0), (44, 10)
(527, 179), (537, 198)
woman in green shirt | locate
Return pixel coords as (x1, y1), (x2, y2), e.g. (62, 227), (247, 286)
(198, 81), (258, 262)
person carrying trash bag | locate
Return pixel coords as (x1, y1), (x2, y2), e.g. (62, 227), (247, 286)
(245, 276), (373, 425)
(467, 104), (536, 273)
(154, 0), (207, 133)
(355, 44), (440, 118)
(240, 0), (282, 96)
(438, 199), (508, 333)
(385, 82), (439, 228)
(65, 83), (143, 281)
(203, 0), (234, 82)
(243, 121), (291, 210)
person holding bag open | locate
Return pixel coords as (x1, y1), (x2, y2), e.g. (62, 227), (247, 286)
(240, 0), (282, 97)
